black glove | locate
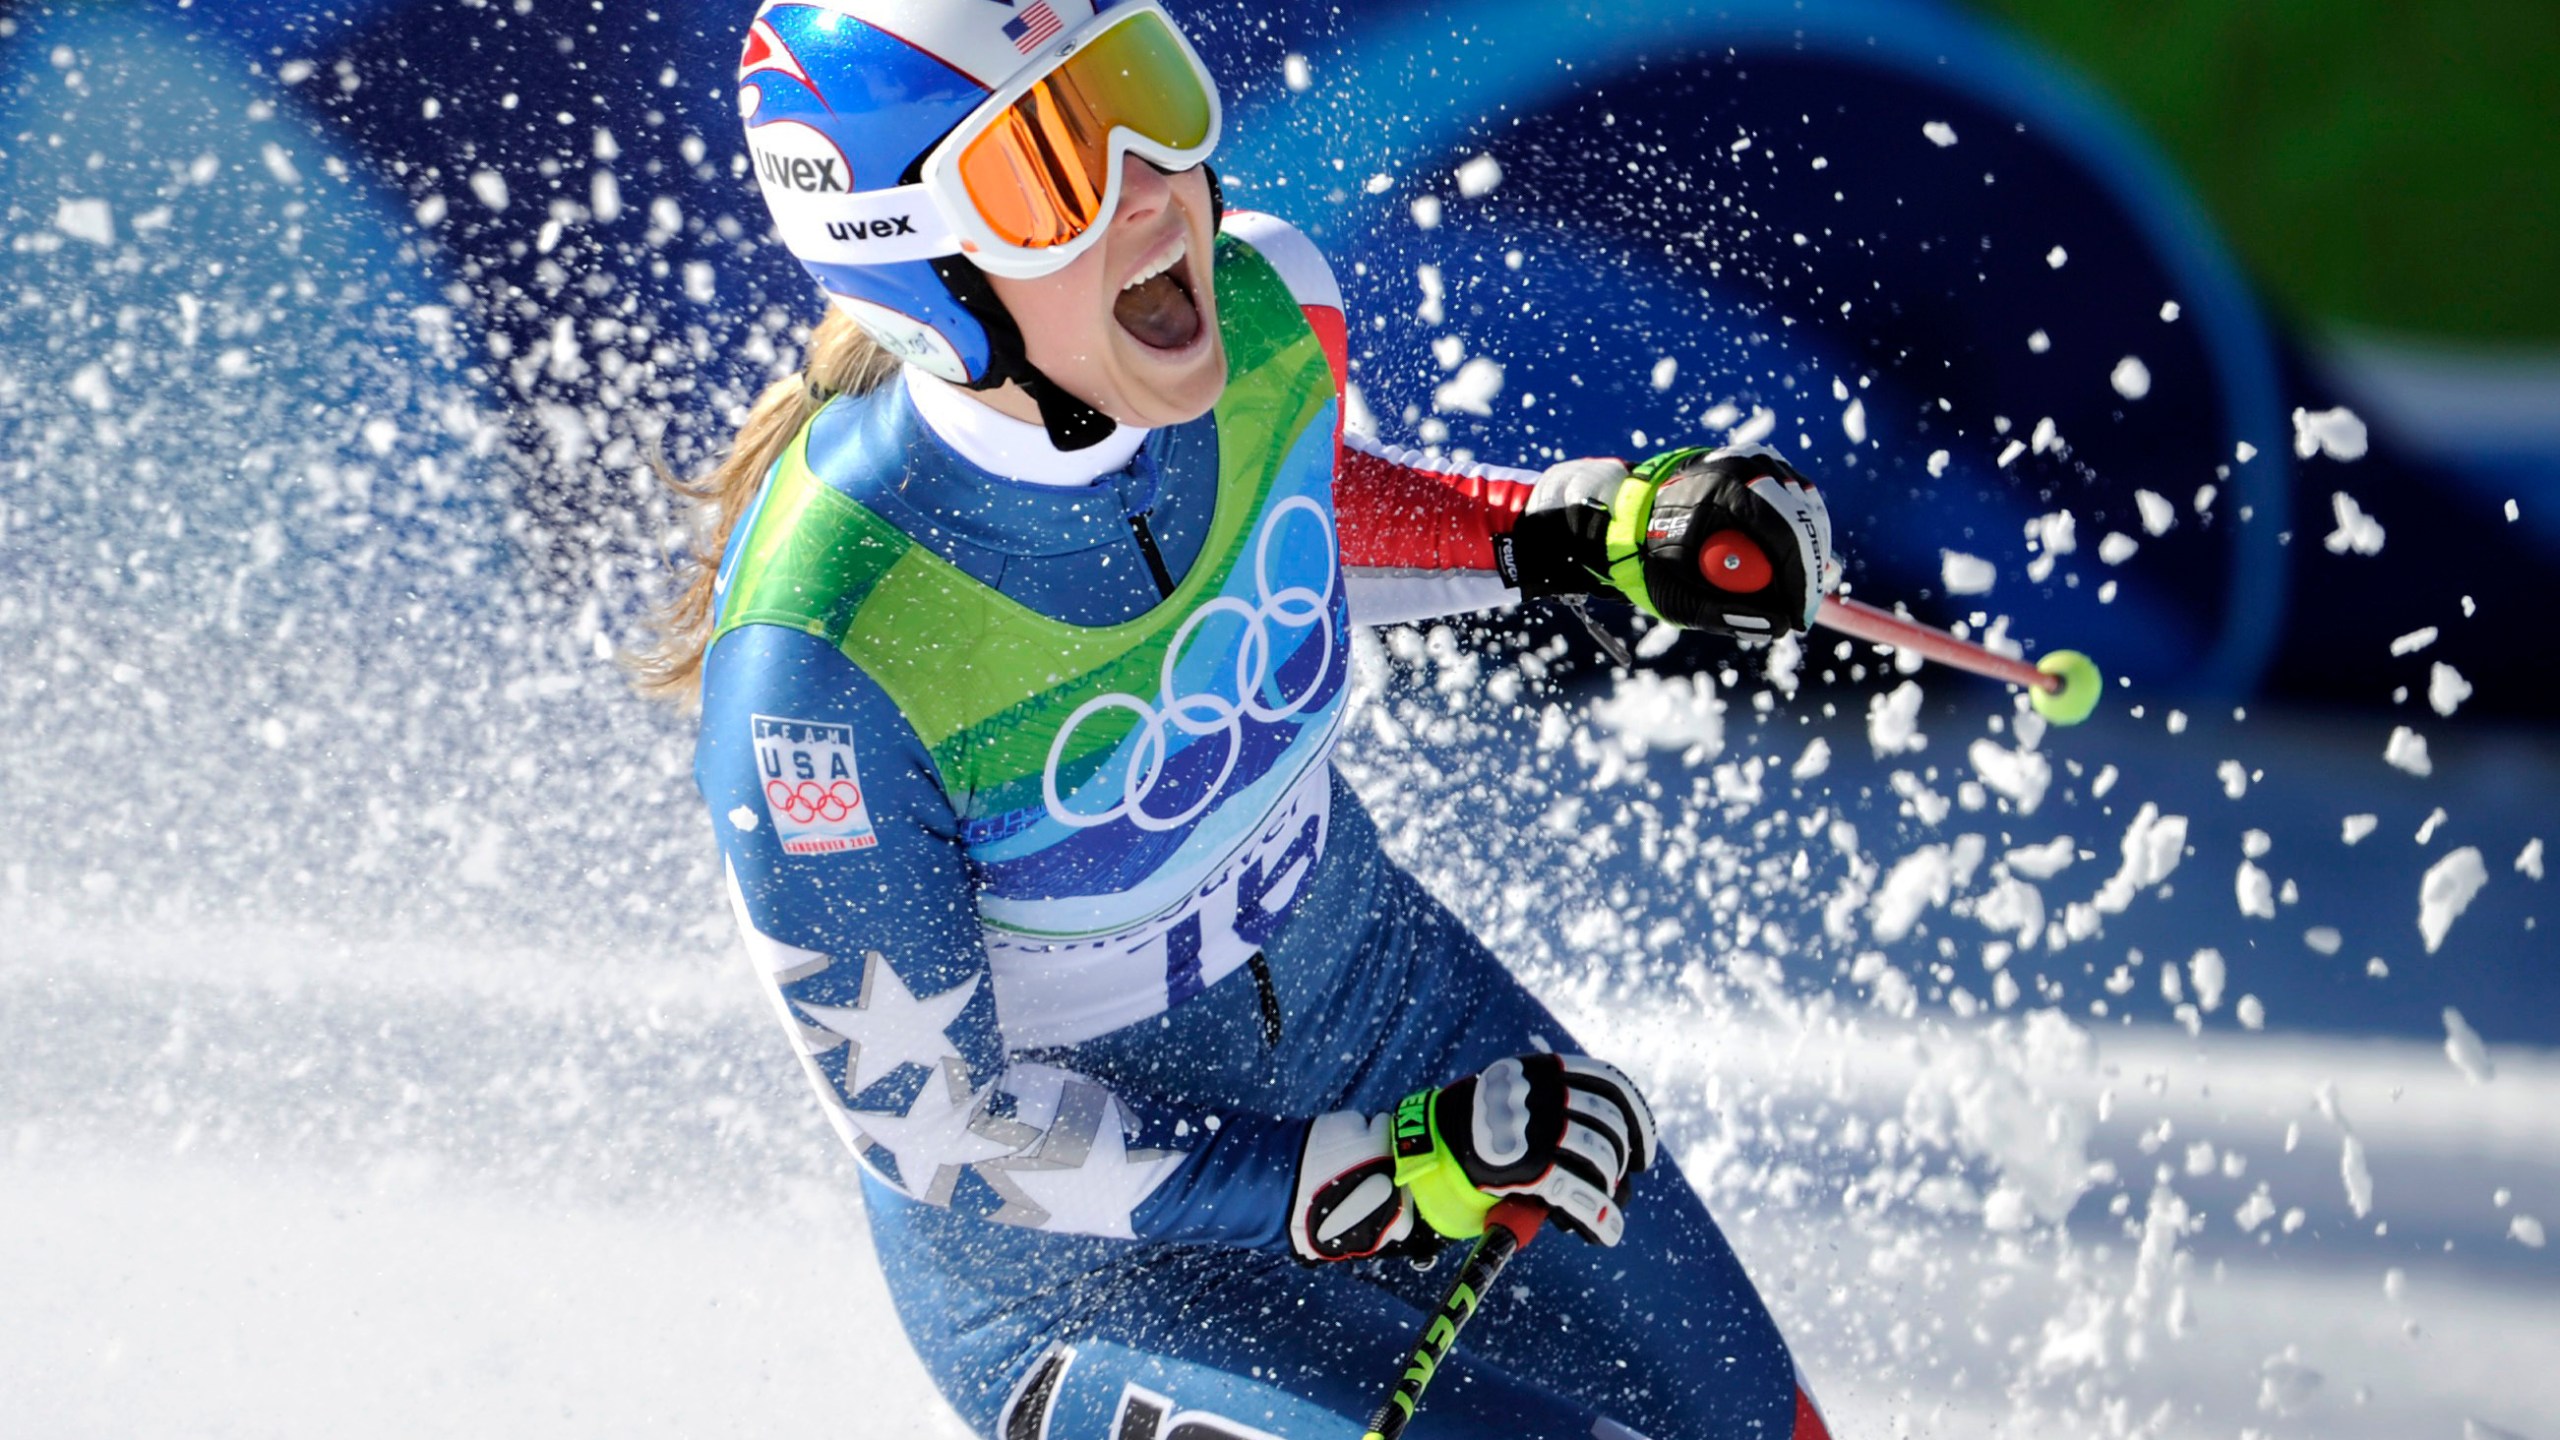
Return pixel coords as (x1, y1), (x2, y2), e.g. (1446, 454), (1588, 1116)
(1502, 443), (1835, 638)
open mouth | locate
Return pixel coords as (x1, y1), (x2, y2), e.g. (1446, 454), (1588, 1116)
(1111, 233), (1204, 353)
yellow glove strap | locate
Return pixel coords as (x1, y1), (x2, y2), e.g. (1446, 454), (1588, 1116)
(1390, 1091), (1499, 1240)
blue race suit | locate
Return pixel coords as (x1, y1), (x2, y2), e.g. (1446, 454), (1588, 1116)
(694, 213), (1814, 1440)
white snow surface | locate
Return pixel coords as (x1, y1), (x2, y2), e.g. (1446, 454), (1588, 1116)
(14, 926), (2557, 1440)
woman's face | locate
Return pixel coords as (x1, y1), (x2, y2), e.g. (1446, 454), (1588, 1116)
(985, 156), (1226, 429)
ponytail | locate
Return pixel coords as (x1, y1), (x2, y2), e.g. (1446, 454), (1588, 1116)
(629, 305), (901, 702)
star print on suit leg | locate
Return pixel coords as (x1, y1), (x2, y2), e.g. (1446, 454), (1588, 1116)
(849, 1057), (1036, 1206)
(799, 950), (979, 1100)
(978, 1078), (1181, 1238)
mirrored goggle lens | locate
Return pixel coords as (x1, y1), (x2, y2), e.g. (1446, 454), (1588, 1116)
(954, 11), (1214, 252)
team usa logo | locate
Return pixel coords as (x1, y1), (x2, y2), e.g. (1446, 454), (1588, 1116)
(752, 715), (878, 855)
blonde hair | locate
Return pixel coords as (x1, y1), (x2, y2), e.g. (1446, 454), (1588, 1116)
(629, 305), (901, 702)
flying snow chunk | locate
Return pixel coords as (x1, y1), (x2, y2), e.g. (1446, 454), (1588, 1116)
(54, 198), (114, 246)
(1415, 264), (1445, 326)
(1590, 672), (1724, 756)
(1941, 550), (1995, 595)
(2324, 492), (2386, 555)
(2390, 625), (2438, 656)
(2097, 532), (2139, 565)
(470, 168), (511, 212)
(2342, 813), (2378, 844)
(2519, 838), (2545, 880)
(1791, 736), (1831, 781)
(1282, 54), (1312, 92)
(2189, 948), (2227, 1011)
(1867, 680), (1926, 757)
(2004, 836), (2075, 879)
(1455, 153), (1503, 198)
(68, 364), (113, 412)
(2443, 1007), (2494, 1084)
(2046, 246), (2068, 269)
(1923, 120), (1959, 147)
(1650, 356), (1679, 392)
(2514, 1216), (2549, 1249)
(2341, 1134), (2374, 1218)
(1926, 449), (1950, 477)
(1869, 845), (1957, 943)
(2027, 329), (2051, 354)
(2134, 488), (2175, 535)
(2384, 725), (2432, 777)
(1432, 358), (1504, 417)
(2293, 404), (2369, 461)
(2236, 862), (2276, 919)
(1968, 738), (2050, 814)
(2110, 355), (2152, 400)
(2419, 846), (2488, 953)
(1410, 195), (1443, 230)
(2092, 803), (2188, 913)
(2428, 663), (2473, 717)
(1996, 439), (2027, 468)
(261, 142), (303, 186)
(1842, 397), (1868, 444)
(728, 805), (760, 832)
(1362, 172), (1395, 195)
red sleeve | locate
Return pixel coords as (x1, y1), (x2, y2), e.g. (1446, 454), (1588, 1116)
(1334, 430), (1537, 577)
(1307, 298), (1539, 581)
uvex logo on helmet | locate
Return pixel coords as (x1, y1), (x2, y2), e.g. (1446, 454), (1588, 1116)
(747, 119), (853, 197)
(754, 147), (848, 194)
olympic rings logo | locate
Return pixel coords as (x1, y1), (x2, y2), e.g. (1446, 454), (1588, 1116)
(1043, 495), (1338, 833)
(767, 777), (863, 827)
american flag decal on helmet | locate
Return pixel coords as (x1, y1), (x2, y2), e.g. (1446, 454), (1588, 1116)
(1002, 1), (1063, 53)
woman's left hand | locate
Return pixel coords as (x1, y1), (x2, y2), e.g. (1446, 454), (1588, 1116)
(1504, 443), (1836, 638)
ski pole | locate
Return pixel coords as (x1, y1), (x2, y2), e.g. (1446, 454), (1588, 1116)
(1814, 595), (2102, 724)
(1360, 1198), (1545, 1440)
(1692, 530), (2105, 724)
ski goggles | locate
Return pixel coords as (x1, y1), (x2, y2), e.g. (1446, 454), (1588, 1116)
(920, 1), (1222, 277)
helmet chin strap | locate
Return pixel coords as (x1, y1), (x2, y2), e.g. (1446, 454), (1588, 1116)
(930, 164), (1226, 455)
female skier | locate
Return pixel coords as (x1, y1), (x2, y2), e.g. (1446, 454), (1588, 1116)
(648, 2), (1837, 1435)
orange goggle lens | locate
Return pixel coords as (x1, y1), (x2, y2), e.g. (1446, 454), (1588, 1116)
(953, 12), (1214, 252)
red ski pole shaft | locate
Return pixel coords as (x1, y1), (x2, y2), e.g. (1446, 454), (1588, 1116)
(1359, 1199), (1545, 1440)
(1814, 594), (2059, 693)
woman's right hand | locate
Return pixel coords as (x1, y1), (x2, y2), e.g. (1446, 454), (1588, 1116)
(1390, 1052), (1660, 1248)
